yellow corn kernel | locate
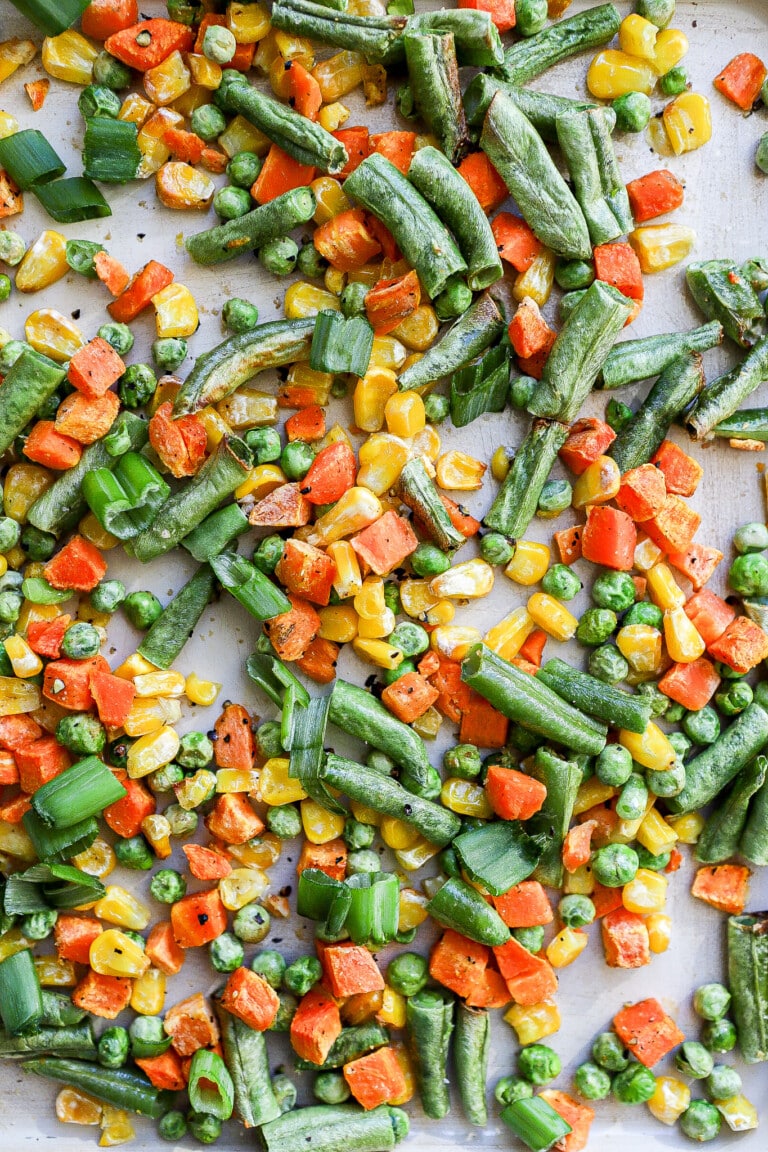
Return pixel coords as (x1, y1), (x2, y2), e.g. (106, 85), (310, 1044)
(441, 777), (493, 819)
(25, 309), (84, 363)
(435, 450), (486, 492)
(229, 832), (281, 869)
(130, 966), (166, 1016)
(618, 13), (658, 59)
(354, 369), (398, 433)
(118, 91), (154, 126)
(124, 697), (181, 737)
(152, 282), (199, 338)
(357, 433), (409, 496)
(198, 406), (230, 449)
(156, 161), (215, 211)
(546, 926), (588, 968)
(637, 808), (679, 856)
(55, 1087), (103, 1126)
(99, 1103), (135, 1147)
(0, 674), (41, 716)
(573, 778), (617, 816)
(505, 541), (550, 586)
(350, 800), (381, 827)
(0, 818), (35, 862)
(491, 445), (514, 483)
(95, 886), (151, 931)
(78, 511), (119, 551)
(667, 811), (704, 844)
(647, 912), (672, 954)
(619, 722), (676, 773)
(268, 54), (293, 99)
(216, 768), (260, 794)
(394, 837), (441, 872)
(260, 757), (307, 804)
(572, 455), (621, 509)
(663, 605), (706, 663)
(400, 578), (438, 619)
(185, 673), (222, 707)
(634, 536), (666, 572)
(0, 38), (36, 85)
(368, 336), (406, 373)
(513, 249), (557, 307)
(227, 0), (271, 42)
(648, 1076), (691, 1125)
(218, 113), (270, 158)
(430, 558), (494, 600)
(527, 592), (578, 642)
(310, 487), (382, 546)
(376, 985), (407, 1029)
(317, 101), (349, 132)
(317, 604), (358, 644)
(326, 540), (363, 600)
(175, 768), (216, 810)
(715, 1094), (759, 1133)
(389, 307), (436, 355)
(505, 1000), (561, 1045)
(171, 81), (208, 117)
(137, 814), (171, 864)
(285, 281), (341, 319)
(353, 638), (404, 669)
(357, 609), (396, 639)
(616, 624), (663, 673)
(312, 50), (365, 101)
(424, 601), (455, 628)
(18, 603), (61, 636)
(409, 424), (441, 463)
(385, 392), (425, 439)
(587, 48), (656, 99)
(35, 955), (77, 986)
(186, 52), (221, 89)
(397, 888), (429, 934)
(646, 562), (684, 609)
(0, 928), (32, 963)
(563, 863), (595, 895)
(322, 266), (346, 297)
(90, 928), (150, 979)
(15, 230), (68, 293)
(629, 224), (697, 273)
(114, 652), (157, 681)
(341, 989), (383, 1025)
(663, 91), (712, 154)
(144, 49), (190, 105)
(0, 110), (19, 138)
(4, 546), (25, 570)
(73, 838), (116, 880)
(126, 726), (180, 779)
(219, 867), (269, 911)
(485, 607), (535, 661)
(273, 31), (313, 64)
(4, 634), (43, 678)
(136, 108), (183, 177)
(42, 30), (98, 84)
(430, 625), (482, 661)
(622, 868), (668, 914)
(133, 670), (186, 699)
(301, 798), (346, 844)
(380, 816), (420, 851)
(354, 576), (386, 619)
(311, 175), (352, 225)
(651, 27), (689, 74)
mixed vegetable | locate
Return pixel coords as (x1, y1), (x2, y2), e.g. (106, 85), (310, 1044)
(0, 0), (767, 1149)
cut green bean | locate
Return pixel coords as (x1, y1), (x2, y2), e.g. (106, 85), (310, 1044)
(181, 503), (249, 562)
(296, 1023), (390, 1071)
(185, 187), (317, 265)
(0, 349), (65, 458)
(409, 9), (503, 67)
(407, 990), (455, 1118)
(137, 565), (216, 670)
(600, 321), (723, 390)
(667, 702), (768, 814)
(427, 877), (510, 946)
(396, 458), (466, 552)
(261, 1104), (408, 1152)
(556, 107), (632, 246)
(0, 949), (43, 1036)
(713, 409), (768, 441)
(499, 3), (622, 84)
(530, 746), (581, 889)
(0, 1019), (95, 1060)
(453, 820), (542, 896)
(404, 32), (467, 165)
(696, 755), (767, 864)
(537, 658), (651, 735)
(455, 1004), (489, 1126)
(23, 1057), (175, 1117)
(687, 259), (766, 348)
(398, 291), (504, 391)
(727, 913), (768, 1064)
(216, 1003), (280, 1128)
(462, 73), (602, 141)
(483, 419), (568, 539)
(686, 336), (768, 441)
(271, 0), (408, 63)
(740, 763), (768, 864)
(608, 352), (705, 472)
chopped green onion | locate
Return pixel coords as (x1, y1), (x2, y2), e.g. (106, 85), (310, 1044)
(82, 453), (170, 540)
(21, 863), (106, 909)
(281, 681), (303, 752)
(210, 551), (291, 620)
(297, 868), (347, 921)
(500, 1096), (572, 1152)
(289, 694), (343, 813)
(0, 129), (65, 190)
(246, 652), (310, 711)
(0, 949), (43, 1036)
(309, 310), (374, 377)
(31, 756), (127, 829)
(324, 887), (353, 937)
(188, 1049), (235, 1120)
(22, 810), (99, 864)
(450, 340), (510, 427)
(7, 0), (91, 35)
(453, 820), (543, 896)
(83, 118), (141, 184)
(346, 873), (399, 946)
(3, 874), (50, 916)
(33, 177), (111, 223)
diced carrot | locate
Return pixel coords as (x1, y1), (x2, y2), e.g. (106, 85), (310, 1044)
(103, 774), (155, 838)
(668, 543), (723, 590)
(365, 215), (400, 262)
(369, 131), (416, 175)
(693, 863), (751, 914)
(193, 14), (254, 70)
(164, 992), (219, 1055)
(288, 60), (322, 120)
(55, 389), (120, 445)
(149, 402), (207, 478)
(562, 820), (597, 874)
(24, 79), (49, 111)
(300, 441), (357, 505)
(658, 658), (720, 711)
(291, 985), (341, 1065)
(464, 967), (512, 1008)
(539, 1090), (594, 1152)
(707, 615), (768, 674)
(508, 298), (556, 360)
(322, 942), (385, 998)
(108, 260), (174, 324)
(22, 420), (80, 471)
(0, 795), (30, 823)
(559, 417), (616, 475)
(417, 651), (440, 678)
(613, 998), (686, 1068)
(519, 629), (546, 668)
(93, 251), (130, 296)
(428, 655), (470, 723)
(485, 765), (547, 821)
(200, 146), (228, 174)
(205, 793), (264, 845)
(284, 405), (326, 443)
(171, 889), (228, 948)
(601, 907), (650, 968)
(457, 151), (508, 213)
(458, 0), (516, 33)
(146, 920), (185, 976)
(0, 750), (18, 786)
(494, 937), (558, 1005)
(135, 1049), (186, 1092)
(491, 212), (542, 272)
(250, 482), (312, 528)
(684, 588), (736, 646)
(221, 966), (280, 1031)
(440, 495), (481, 538)
(459, 690), (509, 749)
(105, 17), (193, 70)
(90, 669), (136, 728)
(265, 593), (321, 662)
(54, 914), (103, 966)
(381, 671), (439, 724)
(517, 331), (557, 379)
(296, 636), (340, 684)
(314, 208), (382, 272)
(644, 495), (701, 554)
(43, 655), (109, 711)
(554, 525), (582, 565)
(82, 0), (139, 41)
(714, 52), (768, 111)
(594, 242), (643, 301)
(334, 126), (371, 178)
(351, 511), (418, 576)
(365, 270), (421, 336)
(252, 145), (316, 204)
(297, 838), (347, 881)
(651, 439), (703, 496)
(44, 536), (107, 593)
(581, 505), (636, 571)
(579, 805), (619, 852)
(0, 714), (42, 752)
(511, 656), (539, 677)
(493, 881), (553, 928)
(633, 575), (647, 599)
(183, 843), (232, 881)
(344, 1047), (407, 1111)
(214, 703), (255, 772)
(278, 384), (326, 410)
(72, 970), (132, 1019)
(626, 169), (685, 223)
(0, 170), (22, 219)
(615, 463), (667, 521)
(429, 929), (489, 998)
(666, 847), (684, 873)
(163, 126), (205, 165)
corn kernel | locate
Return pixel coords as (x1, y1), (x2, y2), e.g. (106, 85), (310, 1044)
(354, 575), (386, 619)
(629, 224), (697, 273)
(648, 1076), (691, 1125)
(424, 601), (455, 628)
(4, 634), (43, 678)
(301, 798), (346, 844)
(400, 578), (438, 619)
(397, 887), (429, 931)
(353, 638), (404, 669)
(25, 309), (84, 363)
(616, 623), (663, 673)
(90, 928), (150, 979)
(354, 369), (398, 433)
(130, 966), (166, 1016)
(124, 697), (181, 737)
(622, 868), (667, 914)
(430, 558), (494, 600)
(126, 726), (180, 779)
(376, 985), (407, 1029)
(219, 867), (269, 910)
(619, 722), (676, 773)
(325, 541), (362, 600)
(663, 605), (706, 663)
(587, 48), (656, 99)
(229, 833), (281, 870)
(527, 593), (578, 642)
(646, 562), (685, 609)
(0, 39), (36, 86)
(505, 541), (550, 586)
(186, 52), (221, 88)
(409, 424), (441, 462)
(35, 956), (77, 986)
(78, 512), (119, 551)
(99, 1103), (135, 1146)
(663, 91), (712, 156)
(114, 653), (159, 681)
(385, 392), (425, 439)
(512, 248), (556, 306)
(285, 280), (341, 319)
(435, 450), (486, 492)
(715, 1094), (759, 1132)
(394, 837), (441, 871)
(73, 838), (116, 880)
(504, 1001), (561, 1044)
(430, 625), (483, 661)
(118, 92), (154, 127)
(227, 1), (271, 42)
(0, 928), (32, 963)
(0, 110), (20, 139)
(618, 13), (658, 59)
(393, 305), (439, 351)
(572, 455), (621, 509)
(651, 28), (689, 75)
(485, 607), (535, 661)
(185, 673), (222, 707)
(151, 282), (199, 338)
(312, 50), (365, 101)
(15, 230), (68, 293)
(55, 1087), (102, 1126)
(634, 536), (666, 571)
(637, 808), (679, 856)
(357, 609), (396, 639)
(647, 912), (672, 954)
(95, 886), (151, 930)
(144, 50), (190, 105)
(133, 670), (186, 699)
(42, 30), (98, 85)
(547, 926), (588, 968)
(311, 176), (352, 225)
(380, 816), (420, 851)
(357, 432), (409, 496)
(573, 778), (617, 815)
(0, 820), (35, 862)
(309, 487), (382, 546)
(317, 604), (357, 644)
(260, 757), (307, 804)
(491, 445), (513, 483)
(441, 778), (493, 819)
(563, 863), (595, 895)
(318, 101), (350, 132)
(667, 811), (704, 844)
(350, 800), (381, 826)
(218, 113), (270, 158)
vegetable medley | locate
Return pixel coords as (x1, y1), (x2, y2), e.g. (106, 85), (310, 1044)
(0, 0), (768, 1148)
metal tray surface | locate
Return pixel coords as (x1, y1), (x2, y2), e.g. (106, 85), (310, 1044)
(0, 0), (767, 1147)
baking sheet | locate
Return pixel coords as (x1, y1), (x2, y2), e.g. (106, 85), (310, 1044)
(1, 0), (768, 1147)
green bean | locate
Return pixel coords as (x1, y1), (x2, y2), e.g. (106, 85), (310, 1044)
(261, 1104), (408, 1152)
(396, 458), (466, 552)
(600, 321), (723, 390)
(409, 9), (503, 67)
(0, 349), (65, 457)
(686, 259), (766, 348)
(530, 746), (582, 888)
(181, 503), (250, 562)
(713, 408), (768, 441)
(555, 107), (632, 246)
(216, 1003), (280, 1128)
(0, 1020), (95, 1059)
(407, 989), (455, 1118)
(462, 74), (604, 141)
(727, 913), (768, 1063)
(696, 756), (767, 864)
(499, 3), (622, 84)
(137, 565), (215, 670)
(397, 291), (504, 390)
(427, 877), (510, 946)
(537, 658), (651, 735)
(404, 33), (467, 165)
(455, 1004), (489, 1126)
(483, 419), (568, 539)
(23, 1057), (174, 1117)
(296, 1022), (389, 1070)
(739, 761), (768, 864)
(685, 336), (768, 441)
(608, 352), (705, 471)
(528, 279), (633, 422)
(480, 91), (591, 261)
(270, 0), (407, 62)
(185, 187), (317, 265)
(667, 701), (768, 814)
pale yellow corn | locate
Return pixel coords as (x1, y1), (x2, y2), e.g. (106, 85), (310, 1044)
(285, 281), (341, 319)
(55, 1087), (102, 1126)
(715, 1094), (759, 1132)
(647, 912), (672, 954)
(651, 28), (689, 74)
(4, 635), (43, 678)
(152, 283), (199, 338)
(430, 558), (494, 600)
(385, 392), (425, 439)
(218, 113), (270, 157)
(311, 176), (351, 224)
(130, 966), (166, 1016)
(354, 575), (386, 618)
(35, 956), (77, 986)
(95, 886), (151, 931)
(312, 50), (365, 101)
(25, 309), (83, 363)
(0, 38), (36, 85)
(352, 638), (404, 669)
(618, 13), (658, 59)
(0, 928), (32, 963)
(354, 369), (398, 432)
(572, 455), (621, 509)
(664, 606), (706, 663)
(114, 652), (158, 680)
(327, 540), (363, 598)
(144, 50), (190, 105)
(563, 863), (595, 895)
(15, 230), (68, 292)
(573, 778), (617, 815)
(309, 487), (382, 545)
(424, 601), (455, 627)
(409, 424), (441, 462)
(216, 769), (260, 794)
(430, 625), (483, 660)
(99, 1103), (135, 1146)
(505, 541), (550, 586)
(90, 929), (150, 979)
(133, 670), (186, 699)
(629, 224), (697, 272)
(485, 607), (535, 661)
(118, 92), (154, 126)
(505, 1001), (561, 1044)
(0, 675), (41, 716)
(376, 985), (406, 1029)
(623, 868), (667, 914)
(512, 248), (556, 305)
(126, 726), (180, 779)
(527, 593), (578, 641)
(219, 390), (278, 431)
(393, 305), (439, 351)
(219, 867), (269, 910)
(546, 927), (588, 968)
(357, 433), (409, 496)
(301, 798), (346, 844)
(435, 450), (486, 491)
(441, 778), (493, 819)
(42, 30), (98, 84)
(619, 722), (676, 772)
(637, 808), (679, 856)
(648, 1077), (691, 1125)
(616, 623), (663, 673)
(73, 838), (116, 880)
(260, 757), (307, 804)
(397, 887), (429, 932)
(400, 578), (439, 618)
(0, 820), (35, 862)
(394, 837), (440, 871)
(185, 673), (221, 707)
(350, 800), (381, 826)
(175, 769), (216, 810)
(646, 562), (685, 609)
(587, 48), (656, 98)
(79, 513), (119, 552)
(380, 816), (420, 851)
(357, 608), (396, 639)
(227, 1), (271, 42)
(318, 101), (350, 132)
(0, 110), (19, 138)
(186, 53), (221, 88)
(667, 811), (704, 844)
(123, 697), (181, 737)
(369, 335), (407, 372)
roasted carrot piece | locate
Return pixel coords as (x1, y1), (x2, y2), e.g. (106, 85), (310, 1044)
(334, 126), (371, 178)
(67, 338), (125, 402)
(459, 690), (509, 748)
(651, 439), (703, 496)
(290, 985), (342, 1065)
(562, 820), (597, 874)
(205, 793), (264, 845)
(296, 636), (340, 684)
(458, 0), (516, 34)
(485, 765), (547, 821)
(601, 907), (650, 968)
(300, 442), (357, 505)
(135, 1049), (186, 1091)
(428, 929), (489, 998)
(714, 52), (768, 111)
(43, 656), (109, 712)
(44, 536), (107, 592)
(314, 208), (382, 272)
(491, 212), (542, 272)
(683, 588), (736, 646)
(24, 79), (49, 111)
(108, 260), (174, 324)
(0, 170), (22, 219)
(668, 543), (723, 591)
(559, 417), (616, 475)
(554, 525), (582, 565)
(15, 736), (70, 794)
(365, 270), (421, 336)
(163, 992), (219, 1055)
(288, 61), (322, 120)
(82, 0), (139, 40)
(72, 971), (132, 1019)
(706, 615), (768, 674)
(613, 998), (686, 1068)
(615, 463), (667, 521)
(581, 506), (637, 571)
(322, 942), (385, 998)
(146, 920), (185, 976)
(264, 594), (321, 661)
(428, 655), (470, 723)
(149, 402), (207, 478)
(54, 914), (102, 966)
(493, 881), (553, 928)
(344, 1047), (407, 1110)
(89, 669), (136, 728)
(644, 494), (701, 554)
(183, 843), (232, 881)
(171, 889), (228, 948)
(104, 18), (194, 70)
(103, 774), (155, 838)
(0, 714), (42, 752)
(658, 658), (720, 711)
(692, 863), (750, 914)
(539, 1090), (595, 1152)
(249, 482), (312, 529)
(221, 967), (280, 1031)
(297, 838), (347, 881)
(92, 250), (130, 296)
(351, 511), (418, 576)
(163, 126), (205, 165)
(518, 629), (546, 668)
(0, 795), (30, 823)
(493, 937), (558, 1005)
(0, 751), (18, 786)
(517, 329), (557, 379)
(214, 703), (255, 772)
(626, 169), (685, 223)
(464, 967), (512, 1009)
(285, 404), (326, 442)
(381, 671), (439, 724)
(440, 495), (481, 538)
(594, 242), (644, 301)
(457, 151), (508, 212)
(23, 422), (82, 470)
(252, 145), (315, 204)
(369, 131), (416, 174)
(508, 298), (555, 359)
(55, 389), (120, 445)
(275, 540), (336, 609)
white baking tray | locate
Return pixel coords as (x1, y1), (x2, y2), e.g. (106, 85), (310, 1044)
(1, 0), (768, 1147)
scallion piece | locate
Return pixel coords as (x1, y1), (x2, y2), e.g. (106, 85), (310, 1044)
(346, 873), (399, 947)
(83, 118), (141, 184)
(210, 551), (291, 621)
(82, 452), (170, 540)
(33, 177), (111, 223)
(309, 310), (374, 376)
(450, 340), (510, 427)
(20, 863), (106, 909)
(7, 0), (91, 35)
(453, 821), (543, 897)
(246, 652), (310, 711)
(0, 129), (65, 189)
(297, 868), (347, 921)
(0, 1019), (96, 1060)
(280, 681), (303, 752)
(289, 694), (343, 814)
(22, 810), (99, 864)
(500, 1096), (572, 1152)
(188, 1049), (235, 1120)
(0, 949), (43, 1036)
(3, 874), (50, 916)
(31, 756), (127, 829)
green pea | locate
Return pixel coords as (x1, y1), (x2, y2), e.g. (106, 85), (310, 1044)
(636, 0), (675, 27)
(61, 622), (101, 660)
(715, 680), (753, 716)
(537, 478), (572, 519)
(423, 393), (449, 424)
(280, 440), (314, 481)
(702, 1017), (737, 1053)
(588, 643), (629, 685)
(260, 236), (299, 277)
(591, 843), (639, 887)
(516, 0), (548, 36)
(284, 955), (322, 996)
(443, 743), (482, 780)
(165, 803), (198, 837)
(92, 49), (132, 89)
(91, 579), (126, 614)
(343, 817), (375, 850)
(390, 620), (429, 657)
(612, 1062), (656, 1104)
(495, 1075), (534, 1106)
(226, 151), (262, 189)
(269, 988), (298, 1030)
(636, 680), (670, 718)
(518, 1044), (561, 1086)
(682, 705), (720, 746)
(512, 925), (545, 953)
(191, 101), (228, 140)
(757, 132), (768, 176)
(177, 730), (214, 769)
(232, 902), (271, 943)
(253, 534), (285, 574)
(647, 757), (686, 798)
(555, 258), (595, 292)
(152, 337), (187, 372)
(592, 1031), (630, 1072)
(592, 570), (636, 612)
(209, 931), (245, 973)
(541, 563), (581, 601)
(187, 1110), (223, 1144)
(729, 552), (768, 596)
(223, 297), (259, 334)
(705, 1064), (741, 1101)
(635, 845), (670, 871)
(733, 521), (768, 554)
(0, 591), (21, 624)
(99, 322), (134, 356)
(668, 731), (692, 760)
(0, 273), (12, 303)
(615, 772), (648, 821)
(244, 426), (281, 464)
(411, 541), (451, 577)
(480, 532), (515, 566)
(21, 908), (58, 941)
(213, 184), (252, 221)
(675, 1041), (714, 1079)
(718, 659), (747, 683)
(387, 951), (429, 997)
(0, 517), (21, 553)
(297, 241), (328, 280)
(150, 869), (187, 904)
(558, 894), (595, 928)
(314, 1071), (350, 1104)
(149, 763), (184, 793)
(624, 601), (663, 628)
(613, 91), (651, 132)
(159, 1110), (187, 1141)
(347, 849), (380, 875)
(574, 1061), (612, 1101)
(438, 845), (461, 878)
(595, 744), (633, 786)
(266, 803), (302, 839)
(124, 590), (163, 630)
(509, 374), (537, 410)
(340, 280), (368, 317)
(576, 607), (617, 646)
(694, 983), (731, 1022)
(56, 713), (106, 756)
(21, 525), (56, 561)
(118, 363), (157, 409)
(665, 700), (686, 723)
(658, 64), (687, 95)
(256, 720), (284, 759)
(0, 230), (25, 266)
(98, 1026), (130, 1068)
(251, 949), (286, 988)
(434, 278), (472, 320)
(272, 1073), (297, 1114)
(679, 1101), (722, 1142)
(605, 397), (634, 433)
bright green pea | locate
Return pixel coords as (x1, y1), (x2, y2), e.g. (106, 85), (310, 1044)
(613, 91), (651, 132)
(558, 894), (595, 928)
(387, 952), (428, 997)
(694, 983), (731, 1021)
(623, 601), (663, 628)
(223, 297), (259, 333)
(675, 1041), (714, 1079)
(124, 590), (163, 630)
(705, 1064), (741, 1101)
(495, 1075), (534, 1106)
(588, 644), (629, 685)
(576, 607), (617, 646)
(232, 903), (271, 943)
(214, 185), (252, 220)
(443, 743), (482, 780)
(480, 532), (515, 566)
(593, 570), (636, 612)
(574, 1061), (612, 1100)
(702, 1017), (737, 1053)
(715, 680), (753, 716)
(411, 542), (451, 577)
(592, 1031), (630, 1072)
(251, 949), (286, 988)
(541, 563), (581, 601)
(596, 744), (633, 786)
(612, 1062), (656, 1104)
(555, 259), (595, 291)
(518, 1044), (561, 1085)
(209, 931), (245, 973)
(260, 235), (299, 277)
(679, 1101), (722, 1142)
(591, 843), (638, 887)
(682, 705), (720, 746)
(729, 552), (768, 596)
